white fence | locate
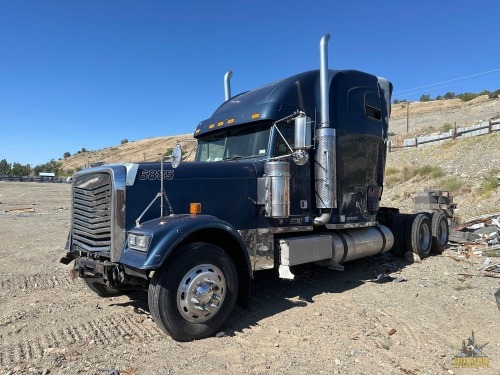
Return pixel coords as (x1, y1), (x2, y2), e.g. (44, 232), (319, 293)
(388, 119), (500, 151)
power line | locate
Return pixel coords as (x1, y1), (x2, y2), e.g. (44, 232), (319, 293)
(394, 68), (500, 95)
(396, 72), (500, 96)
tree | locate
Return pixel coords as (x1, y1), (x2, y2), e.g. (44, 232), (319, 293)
(419, 94), (431, 102)
(392, 99), (400, 104)
(121, 139), (129, 145)
(458, 92), (477, 102)
(443, 92), (456, 99)
(81, 147), (88, 153)
(63, 152), (71, 158)
(0, 159), (11, 175)
(33, 159), (62, 176)
(11, 162), (31, 176)
(435, 95), (443, 100)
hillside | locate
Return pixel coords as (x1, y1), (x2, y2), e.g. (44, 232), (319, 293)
(389, 95), (500, 137)
(60, 134), (193, 173)
(59, 97), (500, 221)
(381, 132), (500, 220)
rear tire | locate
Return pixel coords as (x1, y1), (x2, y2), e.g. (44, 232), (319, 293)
(430, 211), (449, 254)
(148, 242), (238, 342)
(405, 213), (432, 259)
(83, 277), (125, 297)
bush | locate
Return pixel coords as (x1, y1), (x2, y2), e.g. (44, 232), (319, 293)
(479, 168), (500, 197)
(121, 139), (129, 145)
(385, 166), (400, 176)
(400, 165), (444, 182)
(419, 94), (431, 102)
(444, 92), (456, 99)
(458, 93), (478, 102)
(439, 176), (462, 192)
(488, 89), (500, 99)
(416, 165), (445, 179)
(63, 152), (71, 158)
(385, 175), (402, 189)
(441, 123), (454, 132)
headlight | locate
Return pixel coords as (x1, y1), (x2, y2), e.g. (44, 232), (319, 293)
(127, 233), (150, 252)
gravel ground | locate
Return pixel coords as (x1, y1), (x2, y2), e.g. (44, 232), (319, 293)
(0, 181), (499, 375)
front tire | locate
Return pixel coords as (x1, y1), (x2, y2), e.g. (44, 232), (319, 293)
(148, 242), (238, 342)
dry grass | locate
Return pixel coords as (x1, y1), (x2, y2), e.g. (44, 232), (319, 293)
(479, 168), (500, 198)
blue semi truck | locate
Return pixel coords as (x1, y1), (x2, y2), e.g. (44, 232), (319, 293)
(61, 35), (449, 341)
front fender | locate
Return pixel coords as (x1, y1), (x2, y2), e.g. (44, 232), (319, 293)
(119, 214), (252, 275)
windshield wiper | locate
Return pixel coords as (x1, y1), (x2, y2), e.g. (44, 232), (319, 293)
(222, 154), (243, 161)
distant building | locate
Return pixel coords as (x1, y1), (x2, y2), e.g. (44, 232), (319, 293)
(39, 172), (56, 182)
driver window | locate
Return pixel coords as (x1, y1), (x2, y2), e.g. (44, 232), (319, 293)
(275, 123), (295, 156)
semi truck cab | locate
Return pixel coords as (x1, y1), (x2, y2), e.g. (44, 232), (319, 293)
(61, 35), (448, 342)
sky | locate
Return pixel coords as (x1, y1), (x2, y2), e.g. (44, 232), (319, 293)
(1, 1), (500, 167)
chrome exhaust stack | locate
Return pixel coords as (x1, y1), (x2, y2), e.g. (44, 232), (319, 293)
(314, 34), (336, 226)
(224, 70), (233, 101)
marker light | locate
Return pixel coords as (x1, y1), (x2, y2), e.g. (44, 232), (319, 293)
(190, 203), (202, 214)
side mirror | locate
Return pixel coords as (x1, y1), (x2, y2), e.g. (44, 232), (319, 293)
(171, 144), (182, 168)
(294, 114), (312, 150)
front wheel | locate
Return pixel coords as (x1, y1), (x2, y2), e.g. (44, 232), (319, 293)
(148, 242), (238, 342)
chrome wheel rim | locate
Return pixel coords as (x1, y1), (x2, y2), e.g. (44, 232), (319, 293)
(177, 264), (226, 323)
(438, 219), (448, 245)
(419, 222), (431, 251)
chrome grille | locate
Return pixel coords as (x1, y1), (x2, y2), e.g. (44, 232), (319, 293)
(72, 173), (112, 252)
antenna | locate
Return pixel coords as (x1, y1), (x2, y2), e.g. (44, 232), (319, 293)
(135, 143), (182, 227)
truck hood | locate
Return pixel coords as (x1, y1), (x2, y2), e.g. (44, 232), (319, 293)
(124, 161), (263, 230)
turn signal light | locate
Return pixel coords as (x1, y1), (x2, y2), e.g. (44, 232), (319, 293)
(190, 203), (201, 214)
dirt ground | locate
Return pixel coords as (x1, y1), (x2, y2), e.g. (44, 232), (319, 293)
(0, 182), (499, 375)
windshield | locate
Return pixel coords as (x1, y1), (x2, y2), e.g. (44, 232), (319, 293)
(195, 124), (271, 162)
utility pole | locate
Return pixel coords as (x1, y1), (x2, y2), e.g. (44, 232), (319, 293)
(406, 102), (409, 133)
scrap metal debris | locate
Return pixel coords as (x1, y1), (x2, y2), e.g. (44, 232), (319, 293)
(449, 212), (500, 259)
(450, 212), (500, 245)
(5, 207), (35, 213)
(477, 257), (500, 274)
(370, 273), (407, 283)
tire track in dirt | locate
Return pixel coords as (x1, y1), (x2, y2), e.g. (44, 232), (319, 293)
(0, 314), (162, 366)
(0, 271), (76, 293)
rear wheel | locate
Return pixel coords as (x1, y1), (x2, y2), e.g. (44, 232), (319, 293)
(431, 211), (449, 254)
(83, 277), (125, 297)
(148, 242), (238, 342)
(405, 213), (432, 259)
